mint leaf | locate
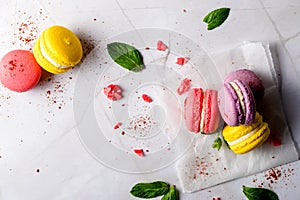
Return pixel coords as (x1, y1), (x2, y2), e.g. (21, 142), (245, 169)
(107, 42), (144, 72)
(242, 185), (279, 200)
(161, 185), (179, 200)
(203, 7), (230, 30)
(212, 136), (222, 151)
(130, 181), (170, 198)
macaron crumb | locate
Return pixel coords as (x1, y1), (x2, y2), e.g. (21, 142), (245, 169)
(133, 149), (144, 157)
(103, 84), (122, 101)
(177, 78), (191, 95)
(176, 57), (189, 65)
(141, 94), (152, 103)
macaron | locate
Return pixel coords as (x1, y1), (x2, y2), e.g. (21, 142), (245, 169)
(224, 69), (265, 102)
(0, 50), (42, 92)
(218, 79), (256, 126)
(184, 88), (221, 134)
(33, 25), (83, 74)
(222, 112), (270, 154)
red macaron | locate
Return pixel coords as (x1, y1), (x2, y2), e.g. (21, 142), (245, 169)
(184, 88), (221, 134)
(0, 50), (42, 92)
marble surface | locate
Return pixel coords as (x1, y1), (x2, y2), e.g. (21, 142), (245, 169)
(0, 0), (300, 199)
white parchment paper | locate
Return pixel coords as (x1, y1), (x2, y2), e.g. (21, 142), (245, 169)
(176, 42), (299, 193)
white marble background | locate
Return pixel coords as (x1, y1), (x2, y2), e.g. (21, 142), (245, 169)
(0, 0), (299, 199)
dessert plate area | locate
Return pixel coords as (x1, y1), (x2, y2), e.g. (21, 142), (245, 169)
(73, 28), (220, 173)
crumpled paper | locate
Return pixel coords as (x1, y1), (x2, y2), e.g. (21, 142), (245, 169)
(176, 42), (299, 193)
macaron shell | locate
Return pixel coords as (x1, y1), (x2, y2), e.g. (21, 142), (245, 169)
(203, 89), (220, 134)
(224, 69), (265, 102)
(229, 122), (270, 154)
(222, 112), (270, 154)
(218, 82), (242, 126)
(33, 38), (70, 74)
(41, 26), (82, 66)
(218, 80), (256, 126)
(0, 50), (41, 92)
(184, 88), (203, 133)
(33, 25), (83, 74)
(234, 79), (256, 125)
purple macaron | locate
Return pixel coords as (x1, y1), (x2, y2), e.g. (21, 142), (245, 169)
(218, 79), (256, 126)
(224, 69), (265, 102)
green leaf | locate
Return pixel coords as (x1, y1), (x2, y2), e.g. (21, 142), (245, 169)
(161, 186), (179, 200)
(107, 42), (144, 72)
(212, 136), (222, 151)
(242, 185), (279, 200)
(130, 181), (170, 198)
(203, 7), (230, 30)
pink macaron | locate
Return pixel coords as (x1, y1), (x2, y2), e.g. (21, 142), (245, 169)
(184, 88), (221, 134)
(218, 79), (256, 126)
(224, 69), (265, 102)
(0, 50), (42, 92)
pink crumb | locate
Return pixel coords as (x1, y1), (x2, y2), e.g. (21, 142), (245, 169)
(157, 40), (168, 51)
(176, 57), (189, 65)
(114, 122), (122, 129)
(133, 149), (144, 157)
(142, 94), (152, 103)
(177, 78), (191, 95)
(103, 84), (122, 101)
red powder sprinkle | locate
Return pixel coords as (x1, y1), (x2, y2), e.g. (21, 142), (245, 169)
(177, 78), (191, 95)
(145, 47), (150, 50)
(212, 198), (220, 200)
(142, 94), (152, 103)
(183, 9), (187, 13)
(114, 122), (122, 129)
(133, 149), (144, 157)
(157, 40), (168, 51)
(103, 84), (122, 101)
(267, 130), (282, 146)
(176, 57), (189, 65)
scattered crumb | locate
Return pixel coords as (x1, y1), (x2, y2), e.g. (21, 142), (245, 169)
(157, 40), (168, 51)
(114, 122), (122, 129)
(133, 149), (144, 157)
(141, 94), (152, 103)
(177, 78), (191, 95)
(103, 84), (122, 101)
(176, 57), (189, 65)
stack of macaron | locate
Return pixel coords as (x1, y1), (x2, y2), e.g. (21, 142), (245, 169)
(218, 69), (270, 154)
(0, 25), (82, 92)
(183, 68), (270, 154)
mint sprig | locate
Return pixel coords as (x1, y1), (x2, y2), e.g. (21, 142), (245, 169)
(107, 42), (144, 72)
(203, 7), (230, 30)
(130, 181), (178, 200)
(242, 185), (279, 200)
(212, 136), (222, 151)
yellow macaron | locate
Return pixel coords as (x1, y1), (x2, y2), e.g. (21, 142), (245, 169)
(33, 25), (83, 74)
(222, 112), (270, 154)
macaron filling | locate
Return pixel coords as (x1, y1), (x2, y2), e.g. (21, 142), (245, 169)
(199, 92), (206, 133)
(227, 125), (260, 146)
(39, 41), (70, 69)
